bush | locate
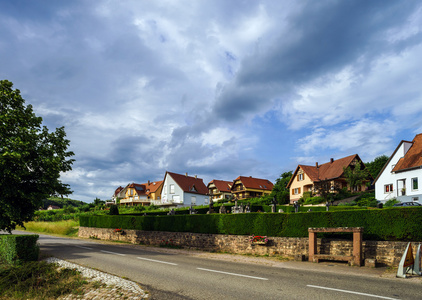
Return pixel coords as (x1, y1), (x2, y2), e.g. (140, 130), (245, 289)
(80, 207), (422, 241)
(0, 234), (39, 264)
(385, 198), (399, 207)
(109, 205), (119, 215)
(304, 196), (324, 205)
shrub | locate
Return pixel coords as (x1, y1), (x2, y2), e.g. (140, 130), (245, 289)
(79, 207), (422, 241)
(0, 234), (39, 264)
(109, 205), (119, 215)
(304, 196), (324, 205)
(385, 198), (400, 207)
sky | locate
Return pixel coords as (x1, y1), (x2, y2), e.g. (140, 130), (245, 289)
(1, 0), (422, 202)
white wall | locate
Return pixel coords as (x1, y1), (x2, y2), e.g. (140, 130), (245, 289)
(376, 141), (422, 203)
(161, 174), (209, 207)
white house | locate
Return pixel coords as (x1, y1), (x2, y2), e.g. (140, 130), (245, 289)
(160, 172), (209, 207)
(375, 133), (422, 204)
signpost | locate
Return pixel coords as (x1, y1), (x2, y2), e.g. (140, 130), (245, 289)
(397, 242), (422, 278)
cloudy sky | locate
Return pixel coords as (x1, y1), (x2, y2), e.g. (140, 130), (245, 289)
(2, 0), (422, 202)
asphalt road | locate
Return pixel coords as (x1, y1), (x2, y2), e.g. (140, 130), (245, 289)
(14, 231), (422, 299)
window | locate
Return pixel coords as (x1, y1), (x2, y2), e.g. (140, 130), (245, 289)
(191, 196), (196, 205)
(412, 197), (419, 202)
(384, 184), (393, 193)
(412, 178), (418, 191)
(204, 198), (209, 204)
(292, 188), (301, 195)
(298, 174), (304, 181)
(170, 184), (175, 194)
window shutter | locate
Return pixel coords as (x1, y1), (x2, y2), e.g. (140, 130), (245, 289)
(297, 175), (300, 181)
(292, 188), (294, 194)
(303, 174), (305, 180)
(298, 187), (301, 194)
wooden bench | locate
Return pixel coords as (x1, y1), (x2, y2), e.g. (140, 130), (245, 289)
(308, 227), (363, 266)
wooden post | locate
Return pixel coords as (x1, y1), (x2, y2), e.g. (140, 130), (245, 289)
(308, 229), (317, 262)
(352, 228), (363, 266)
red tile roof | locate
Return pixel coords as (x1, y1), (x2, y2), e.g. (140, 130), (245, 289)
(113, 186), (123, 196)
(166, 172), (208, 195)
(128, 183), (147, 196)
(233, 176), (274, 191)
(207, 180), (232, 192)
(287, 154), (364, 187)
(142, 180), (163, 194)
(392, 133), (422, 172)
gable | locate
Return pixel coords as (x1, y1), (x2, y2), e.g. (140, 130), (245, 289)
(392, 133), (422, 173)
(233, 176), (274, 191)
(166, 172), (208, 195)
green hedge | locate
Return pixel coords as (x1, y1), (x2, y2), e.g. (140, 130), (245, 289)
(0, 235), (39, 264)
(80, 207), (422, 241)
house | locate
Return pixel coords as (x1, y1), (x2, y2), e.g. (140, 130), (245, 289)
(145, 180), (164, 201)
(207, 180), (232, 202)
(230, 176), (274, 200)
(119, 181), (164, 206)
(47, 205), (61, 210)
(287, 154), (370, 203)
(119, 183), (149, 206)
(159, 172), (209, 207)
(375, 133), (422, 204)
(108, 186), (124, 205)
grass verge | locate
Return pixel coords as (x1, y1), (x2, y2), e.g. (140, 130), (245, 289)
(0, 260), (97, 299)
(18, 220), (79, 237)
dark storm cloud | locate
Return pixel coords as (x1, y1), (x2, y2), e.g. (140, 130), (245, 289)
(211, 0), (421, 122)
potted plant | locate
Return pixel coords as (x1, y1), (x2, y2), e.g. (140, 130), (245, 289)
(249, 235), (269, 245)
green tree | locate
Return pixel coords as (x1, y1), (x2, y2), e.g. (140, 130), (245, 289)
(0, 80), (74, 232)
(343, 161), (370, 192)
(365, 155), (389, 179)
(93, 197), (105, 206)
(270, 171), (293, 204)
(313, 178), (340, 204)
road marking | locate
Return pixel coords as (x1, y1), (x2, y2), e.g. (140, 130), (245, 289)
(136, 257), (178, 265)
(197, 268), (268, 281)
(307, 285), (400, 300)
(74, 245), (93, 250)
(100, 250), (126, 256)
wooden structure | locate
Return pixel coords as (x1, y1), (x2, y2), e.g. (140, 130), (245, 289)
(308, 227), (363, 266)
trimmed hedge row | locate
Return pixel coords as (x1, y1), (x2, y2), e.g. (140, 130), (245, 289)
(122, 204), (364, 216)
(0, 234), (39, 264)
(80, 207), (422, 241)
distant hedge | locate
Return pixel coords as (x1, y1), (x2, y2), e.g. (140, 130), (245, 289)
(80, 207), (422, 241)
(122, 204), (364, 216)
(0, 234), (39, 264)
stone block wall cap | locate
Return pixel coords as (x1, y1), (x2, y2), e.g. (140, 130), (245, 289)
(308, 227), (364, 233)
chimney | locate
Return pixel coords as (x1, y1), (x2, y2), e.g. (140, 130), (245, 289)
(316, 162), (319, 168)
(330, 158), (334, 163)
(195, 175), (197, 179)
(148, 180), (150, 185)
(185, 173), (188, 177)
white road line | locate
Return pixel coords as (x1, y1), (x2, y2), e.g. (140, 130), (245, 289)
(307, 285), (400, 300)
(197, 268), (268, 281)
(100, 250), (126, 256)
(74, 245), (93, 250)
(136, 257), (178, 265)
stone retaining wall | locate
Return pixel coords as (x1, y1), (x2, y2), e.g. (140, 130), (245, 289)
(79, 227), (417, 267)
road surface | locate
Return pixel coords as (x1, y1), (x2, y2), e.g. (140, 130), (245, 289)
(16, 231), (422, 299)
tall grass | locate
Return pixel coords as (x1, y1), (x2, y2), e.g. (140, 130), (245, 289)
(20, 220), (79, 236)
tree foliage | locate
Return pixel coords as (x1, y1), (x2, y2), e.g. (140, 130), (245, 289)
(343, 161), (370, 191)
(0, 80), (74, 232)
(365, 155), (389, 179)
(313, 179), (340, 203)
(270, 171), (292, 204)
